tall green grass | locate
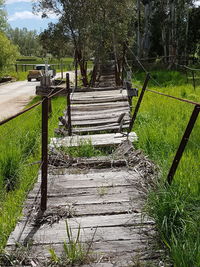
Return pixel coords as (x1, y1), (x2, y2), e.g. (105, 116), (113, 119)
(132, 70), (200, 266)
(0, 96), (66, 250)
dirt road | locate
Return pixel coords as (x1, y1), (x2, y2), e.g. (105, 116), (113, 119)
(0, 80), (38, 120)
(0, 71), (76, 121)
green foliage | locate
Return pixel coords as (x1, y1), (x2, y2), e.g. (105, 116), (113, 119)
(132, 70), (200, 266)
(7, 27), (42, 57)
(0, 32), (19, 77)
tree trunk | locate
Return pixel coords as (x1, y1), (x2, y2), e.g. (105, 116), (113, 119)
(76, 49), (88, 87)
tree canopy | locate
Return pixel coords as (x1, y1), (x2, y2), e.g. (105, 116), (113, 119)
(7, 27), (42, 56)
(0, 31), (19, 76)
(35, 0), (200, 78)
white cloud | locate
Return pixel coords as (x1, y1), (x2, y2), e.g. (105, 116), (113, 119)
(8, 10), (57, 21)
(194, 0), (200, 7)
(6, 0), (32, 4)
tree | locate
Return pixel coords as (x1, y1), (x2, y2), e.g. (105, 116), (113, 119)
(34, 0), (136, 86)
(7, 27), (42, 56)
(0, 32), (19, 76)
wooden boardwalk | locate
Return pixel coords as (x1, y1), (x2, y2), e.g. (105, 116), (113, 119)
(7, 67), (159, 266)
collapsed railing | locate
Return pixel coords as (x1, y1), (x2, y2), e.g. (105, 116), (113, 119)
(0, 74), (71, 212)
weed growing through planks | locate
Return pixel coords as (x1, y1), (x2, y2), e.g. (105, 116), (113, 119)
(97, 185), (108, 197)
(49, 220), (95, 266)
(132, 70), (200, 266)
(0, 242), (35, 266)
(60, 139), (106, 158)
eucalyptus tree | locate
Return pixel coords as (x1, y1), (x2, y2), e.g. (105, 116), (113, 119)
(34, 0), (93, 86)
(138, 0), (195, 65)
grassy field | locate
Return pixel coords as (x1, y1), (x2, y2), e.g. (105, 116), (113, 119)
(0, 96), (66, 250)
(132, 70), (200, 266)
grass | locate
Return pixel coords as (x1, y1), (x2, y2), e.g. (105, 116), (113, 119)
(59, 139), (107, 158)
(0, 96), (66, 250)
(132, 70), (200, 266)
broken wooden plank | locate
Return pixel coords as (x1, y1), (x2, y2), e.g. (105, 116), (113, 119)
(71, 124), (129, 134)
(50, 132), (137, 148)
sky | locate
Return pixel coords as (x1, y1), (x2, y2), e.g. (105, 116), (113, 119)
(5, 0), (200, 33)
(5, 0), (58, 33)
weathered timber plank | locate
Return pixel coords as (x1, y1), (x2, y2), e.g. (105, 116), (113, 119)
(8, 214), (153, 246)
(71, 97), (128, 104)
(8, 224), (151, 246)
(64, 113), (130, 122)
(71, 91), (128, 99)
(50, 132), (137, 148)
(59, 117), (130, 127)
(71, 102), (129, 111)
(26, 192), (141, 208)
(71, 124), (129, 134)
(10, 241), (150, 261)
(29, 182), (136, 198)
(66, 107), (130, 116)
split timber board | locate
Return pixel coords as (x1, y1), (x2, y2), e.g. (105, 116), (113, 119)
(7, 168), (156, 266)
(50, 133), (137, 148)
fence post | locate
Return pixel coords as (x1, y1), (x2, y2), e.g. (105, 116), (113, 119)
(15, 64), (18, 73)
(128, 73), (150, 133)
(66, 73), (72, 136)
(192, 71), (196, 91)
(75, 58), (78, 90)
(41, 96), (49, 211)
(167, 105), (200, 185)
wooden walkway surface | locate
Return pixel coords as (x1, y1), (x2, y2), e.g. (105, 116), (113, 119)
(7, 67), (159, 266)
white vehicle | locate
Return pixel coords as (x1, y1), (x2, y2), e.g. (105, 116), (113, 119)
(35, 64), (56, 78)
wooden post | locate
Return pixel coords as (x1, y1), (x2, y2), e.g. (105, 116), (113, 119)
(128, 73), (150, 132)
(75, 58), (78, 89)
(41, 96), (49, 211)
(167, 105), (200, 185)
(192, 71), (196, 90)
(66, 73), (72, 136)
